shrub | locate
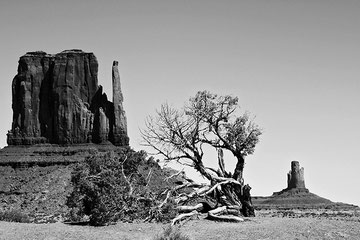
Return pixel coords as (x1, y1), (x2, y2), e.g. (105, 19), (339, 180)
(153, 225), (191, 240)
(0, 210), (31, 223)
(66, 148), (178, 226)
(67, 149), (145, 225)
(147, 199), (178, 223)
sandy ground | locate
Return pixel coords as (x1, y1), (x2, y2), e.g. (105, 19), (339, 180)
(1, 216), (360, 240)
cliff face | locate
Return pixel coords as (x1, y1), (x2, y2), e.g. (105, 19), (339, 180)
(7, 50), (129, 146)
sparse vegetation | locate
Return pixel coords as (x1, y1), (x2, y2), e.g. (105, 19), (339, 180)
(152, 225), (191, 240)
(0, 210), (31, 223)
(67, 149), (143, 225)
(66, 148), (178, 226)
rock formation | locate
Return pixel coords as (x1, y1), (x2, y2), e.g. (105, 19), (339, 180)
(252, 160), (340, 208)
(111, 61), (129, 146)
(7, 50), (129, 146)
(287, 161), (306, 189)
(275, 161), (308, 194)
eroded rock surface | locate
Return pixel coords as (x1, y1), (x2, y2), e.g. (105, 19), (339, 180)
(287, 161), (306, 189)
(111, 61), (129, 146)
(7, 50), (129, 146)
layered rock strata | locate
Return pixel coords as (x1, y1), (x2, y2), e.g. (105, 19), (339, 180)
(7, 50), (129, 146)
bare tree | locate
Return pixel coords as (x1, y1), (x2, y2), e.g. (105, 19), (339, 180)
(141, 90), (262, 221)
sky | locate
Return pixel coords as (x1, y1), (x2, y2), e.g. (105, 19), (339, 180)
(0, 0), (359, 207)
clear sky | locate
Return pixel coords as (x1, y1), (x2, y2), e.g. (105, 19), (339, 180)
(0, 0), (359, 206)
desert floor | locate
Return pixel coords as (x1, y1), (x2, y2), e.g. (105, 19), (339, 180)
(1, 213), (360, 240)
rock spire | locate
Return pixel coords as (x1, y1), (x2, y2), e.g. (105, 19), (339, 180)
(287, 161), (306, 189)
(111, 61), (129, 146)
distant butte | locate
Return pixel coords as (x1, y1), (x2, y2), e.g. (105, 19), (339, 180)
(274, 160), (309, 195)
(253, 161), (357, 209)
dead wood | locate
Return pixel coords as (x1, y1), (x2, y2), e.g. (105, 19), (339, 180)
(207, 213), (244, 222)
(120, 156), (133, 196)
(206, 206), (244, 222)
(158, 190), (172, 209)
(177, 203), (204, 213)
(203, 178), (241, 197)
(164, 168), (184, 182)
(174, 185), (211, 204)
(145, 168), (153, 187)
(149, 176), (251, 224)
(171, 210), (200, 225)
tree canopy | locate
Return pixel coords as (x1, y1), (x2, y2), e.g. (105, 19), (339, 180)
(142, 91), (262, 217)
(141, 90), (262, 183)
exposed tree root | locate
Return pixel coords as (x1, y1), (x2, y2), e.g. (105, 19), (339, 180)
(207, 213), (244, 222)
(171, 210), (200, 225)
(146, 177), (252, 224)
(177, 203), (204, 213)
(174, 185), (210, 204)
(206, 206), (244, 222)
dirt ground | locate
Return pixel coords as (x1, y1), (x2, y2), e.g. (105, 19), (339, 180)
(1, 214), (360, 240)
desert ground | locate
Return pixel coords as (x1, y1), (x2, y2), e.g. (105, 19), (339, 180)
(1, 210), (359, 240)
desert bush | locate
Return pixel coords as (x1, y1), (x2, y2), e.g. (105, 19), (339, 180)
(66, 149), (178, 226)
(147, 198), (178, 223)
(153, 225), (191, 240)
(67, 149), (144, 225)
(0, 210), (31, 223)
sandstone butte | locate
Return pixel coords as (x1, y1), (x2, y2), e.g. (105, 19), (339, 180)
(7, 49), (128, 146)
(253, 161), (357, 209)
(0, 50), (130, 166)
(0, 50), (134, 218)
